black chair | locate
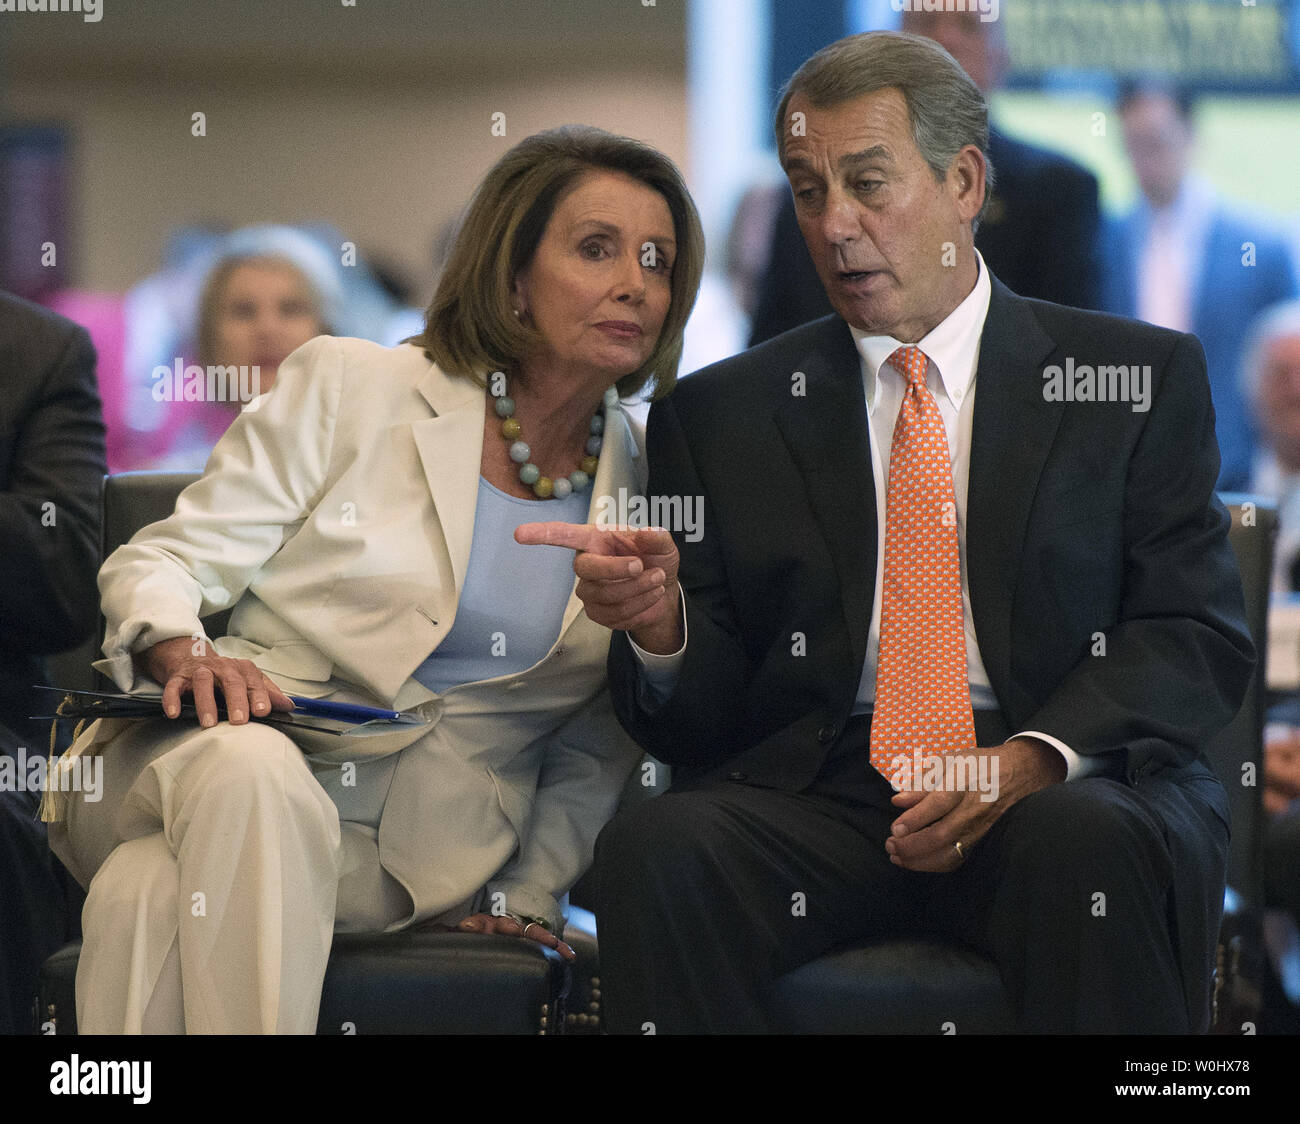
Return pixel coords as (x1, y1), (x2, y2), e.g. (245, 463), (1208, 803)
(45, 473), (208, 694)
(1206, 494), (1276, 1033)
(763, 495), (1276, 1034)
(41, 929), (566, 1036)
(37, 471), (570, 1034)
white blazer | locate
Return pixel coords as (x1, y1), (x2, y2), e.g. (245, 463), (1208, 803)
(93, 335), (647, 932)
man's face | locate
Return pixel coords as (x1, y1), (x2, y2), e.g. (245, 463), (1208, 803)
(1120, 93), (1192, 210)
(1257, 333), (1300, 451)
(782, 87), (984, 342)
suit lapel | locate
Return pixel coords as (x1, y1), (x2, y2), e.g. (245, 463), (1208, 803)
(410, 364), (486, 597)
(410, 361), (640, 643)
(773, 317), (876, 679)
(966, 280), (1061, 708)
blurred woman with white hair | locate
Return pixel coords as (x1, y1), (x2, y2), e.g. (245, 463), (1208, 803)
(140, 225), (341, 469)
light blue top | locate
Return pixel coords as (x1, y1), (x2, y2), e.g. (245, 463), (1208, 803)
(412, 477), (589, 693)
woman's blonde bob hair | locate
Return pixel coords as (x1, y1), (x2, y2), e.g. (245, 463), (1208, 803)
(412, 125), (705, 401)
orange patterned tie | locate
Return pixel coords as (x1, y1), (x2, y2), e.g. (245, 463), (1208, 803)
(868, 345), (976, 784)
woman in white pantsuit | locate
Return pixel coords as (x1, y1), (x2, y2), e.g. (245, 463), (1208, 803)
(46, 126), (704, 1033)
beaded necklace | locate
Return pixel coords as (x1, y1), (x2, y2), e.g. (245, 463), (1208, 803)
(492, 384), (618, 499)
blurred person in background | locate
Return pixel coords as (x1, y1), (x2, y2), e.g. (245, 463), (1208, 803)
(748, 8), (1103, 345)
(1105, 79), (1299, 491)
(299, 221), (425, 347)
(111, 224), (422, 471)
(137, 226), (338, 470)
(677, 181), (785, 377)
(1242, 300), (1300, 592)
(109, 223), (230, 470)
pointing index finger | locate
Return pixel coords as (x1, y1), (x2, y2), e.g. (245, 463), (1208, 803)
(515, 521), (640, 556)
(514, 521), (597, 551)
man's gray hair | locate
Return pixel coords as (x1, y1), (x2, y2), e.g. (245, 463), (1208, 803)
(1241, 299), (1300, 403)
(774, 31), (995, 229)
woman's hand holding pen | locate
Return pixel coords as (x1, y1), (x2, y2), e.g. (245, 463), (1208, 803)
(137, 635), (295, 727)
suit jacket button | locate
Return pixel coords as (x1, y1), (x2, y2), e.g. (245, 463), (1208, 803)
(728, 771), (747, 782)
(817, 724), (837, 745)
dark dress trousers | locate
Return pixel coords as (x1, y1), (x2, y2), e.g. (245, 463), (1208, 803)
(595, 277), (1254, 1034)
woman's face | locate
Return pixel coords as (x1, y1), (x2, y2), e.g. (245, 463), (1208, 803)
(211, 259), (323, 393)
(513, 169), (676, 387)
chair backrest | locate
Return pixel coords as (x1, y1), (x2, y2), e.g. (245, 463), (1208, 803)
(46, 471), (205, 693)
(1205, 494), (1277, 907)
(102, 471), (201, 558)
(102, 472), (232, 674)
(43, 473), (105, 694)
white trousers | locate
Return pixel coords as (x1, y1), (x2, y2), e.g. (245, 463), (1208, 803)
(48, 717), (413, 1034)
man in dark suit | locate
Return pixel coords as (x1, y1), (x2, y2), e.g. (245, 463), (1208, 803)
(0, 290), (105, 1033)
(749, 9), (1103, 346)
(0, 293), (105, 743)
(522, 31), (1251, 1034)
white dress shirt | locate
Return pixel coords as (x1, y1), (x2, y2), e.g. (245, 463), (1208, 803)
(1136, 175), (1215, 334)
(633, 253), (1103, 780)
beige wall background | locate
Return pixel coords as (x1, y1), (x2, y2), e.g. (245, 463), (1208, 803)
(0, 0), (688, 302)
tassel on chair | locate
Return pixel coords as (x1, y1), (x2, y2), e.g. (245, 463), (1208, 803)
(38, 697), (88, 824)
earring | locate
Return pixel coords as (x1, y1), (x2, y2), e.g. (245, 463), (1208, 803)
(513, 308), (523, 320)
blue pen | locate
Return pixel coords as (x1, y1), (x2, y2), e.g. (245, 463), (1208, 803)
(287, 695), (406, 723)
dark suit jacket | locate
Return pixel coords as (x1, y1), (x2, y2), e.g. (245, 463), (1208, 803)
(0, 291), (105, 744)
(610, 277), (1254, 1030)
(750, 128), (1104, 347)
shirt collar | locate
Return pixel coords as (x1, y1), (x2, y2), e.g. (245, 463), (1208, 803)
(1146, 173), (1215, 231)
(850, 250), (992, 414)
